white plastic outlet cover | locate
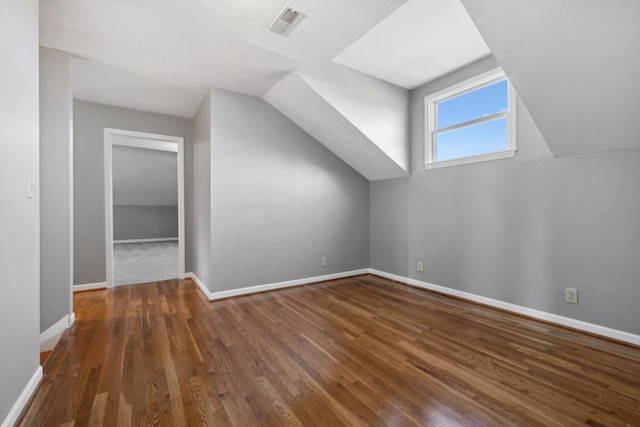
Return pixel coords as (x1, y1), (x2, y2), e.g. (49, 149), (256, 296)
(565, 288), (578, 304)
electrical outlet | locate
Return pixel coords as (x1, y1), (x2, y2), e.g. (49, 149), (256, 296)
(417, 261), (424, 273)
(152, 229), (160, 235)
(321, 257), (327, 267)
(565, 288), (578, 304)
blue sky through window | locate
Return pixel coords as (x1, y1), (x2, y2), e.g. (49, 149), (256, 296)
(435, 79), (509, 162)
(436, 117), (507, 161)
(438, 80), (508, 128)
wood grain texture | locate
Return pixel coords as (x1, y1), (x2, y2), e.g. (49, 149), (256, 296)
(18, 275), (640, 426)
(40, 351), (52, 366)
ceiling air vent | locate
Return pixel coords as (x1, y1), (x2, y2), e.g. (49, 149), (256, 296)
(269, 6), (305, 36)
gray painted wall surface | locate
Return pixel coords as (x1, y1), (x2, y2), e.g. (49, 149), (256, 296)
(73, 101), (192, 285)
(113, 205), (178, 240)
(370, 57), (640, 335)
(208, 90), (369, 291)
(112, 145), (178, 205)
(112, 145), (178, 240)
(0, 0), (40, 421)
(40, 47), (73, 332)
(191, 93), (212, 288)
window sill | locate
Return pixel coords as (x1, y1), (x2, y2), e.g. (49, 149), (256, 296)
(425, 149), (516, 170)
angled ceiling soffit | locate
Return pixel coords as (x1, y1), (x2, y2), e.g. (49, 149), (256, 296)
(264, 67), (410, 181)
(460, 0), (640, 157)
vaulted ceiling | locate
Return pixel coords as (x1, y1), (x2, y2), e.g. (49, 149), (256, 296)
(40, 0), (638, 180)
(39, 0), (490, 181)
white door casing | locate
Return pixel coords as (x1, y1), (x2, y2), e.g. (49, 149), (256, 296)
(104, 128), (185, 287)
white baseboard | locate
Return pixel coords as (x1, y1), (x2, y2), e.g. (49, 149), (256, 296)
(186, 268), (639, 346)
(40, 312), (75, 352)
(185, 273), (211, 299)
(186, 269), (369, 301)
(114, 237), (178, 244)
(369, 268), (640, 346)
(73, 282), (107, 292)
(1, 366), (42, 427)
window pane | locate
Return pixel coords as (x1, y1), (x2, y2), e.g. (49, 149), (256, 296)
(437, 79), (508, 129)
(435, 117), (507, 162)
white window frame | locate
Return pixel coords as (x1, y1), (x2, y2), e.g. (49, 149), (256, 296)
(425, 68), (516, 170)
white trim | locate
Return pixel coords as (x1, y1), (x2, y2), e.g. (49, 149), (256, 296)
(186, 273), (211, 299)
(73, 282), (107, 292)
(110, 137), (178, 152)
(431, 68), (508, 103)
(40, 314), (69, 352)
(69, 95), (74, 341)
(424, 148), (516, 170)
(1, 367), (43, 427)
(425, 67), (517, 169)
(104, 129), (114, 288)
(114, 237), (178, 244)
(187, 270), (369, 301)
(368, 269), (640, 346)
(176, 138), (185, 281)
(185, 268), (640, 346)
(40, 313), (75, 352)
(104, 128), (186, 288)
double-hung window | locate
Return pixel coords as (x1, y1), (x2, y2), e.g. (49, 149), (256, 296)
(425, 68), (516, 169)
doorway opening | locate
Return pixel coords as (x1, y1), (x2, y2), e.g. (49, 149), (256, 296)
(104, 128), (185, 287)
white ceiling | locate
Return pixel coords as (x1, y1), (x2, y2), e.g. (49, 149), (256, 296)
(40, 0), (490, 117)
(40, 0), (409, 99)
(265, 69), (410, 181)
(40, 0), (494, 181)
(333, 0), (491, 89)
(72, 56), (206, 118)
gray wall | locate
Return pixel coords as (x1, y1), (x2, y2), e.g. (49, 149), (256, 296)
(40, 47), (73, 332)
(191, 93), (212, 288)
(74, 101), (192, 285)
(112, 145), (178, 240)
(113, 205), (178, 240)
(207, 90), (369, 291)
(112, 145), (178, 205)
(370, 56), (640, 335)
(0, 0), (40, 421)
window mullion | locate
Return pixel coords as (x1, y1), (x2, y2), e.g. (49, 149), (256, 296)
(435, 111), (508, 135)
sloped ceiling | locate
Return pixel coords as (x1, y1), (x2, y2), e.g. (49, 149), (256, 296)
(40, 0), (492, 180)
(40, 0), (409, 97)
(334, 0), (491, 89)
(460, 0), (640, 157)
(264, 66), (410, 181)
(73, 56), (205, 119)
(302, 63), (410, 173)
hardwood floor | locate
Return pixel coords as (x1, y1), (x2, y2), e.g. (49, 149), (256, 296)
(40, 351), (52, 366)
(19, 275), (640, 426)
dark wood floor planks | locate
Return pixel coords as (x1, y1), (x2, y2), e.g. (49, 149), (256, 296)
(18, 274), (640, 426)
